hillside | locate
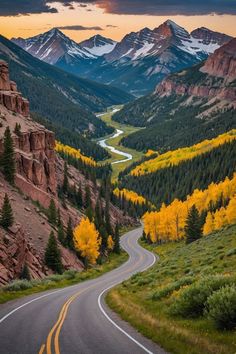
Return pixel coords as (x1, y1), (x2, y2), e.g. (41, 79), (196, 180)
(107, 225), (236, 354)
(114, 38), (236, 152)
(0, 61), (134, 284)
(0, 34), (132, 140)
(119, 137), (236, 207)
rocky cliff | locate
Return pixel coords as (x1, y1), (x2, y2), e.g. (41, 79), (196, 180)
(201, 38), (236, 81)
(0, 60), (56, 208)
(155, 38), (236, 107)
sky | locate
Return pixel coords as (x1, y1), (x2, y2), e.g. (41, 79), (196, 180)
(0, 1), (235, 42)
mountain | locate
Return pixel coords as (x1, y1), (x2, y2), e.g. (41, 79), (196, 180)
(12, 29), (116, 76)
(12, 21), (232, 96)
(113, 38), (236, 152)
(0, 34), (132, 142)
(88, 20), (232, 95)
(79, 34), (117, 56)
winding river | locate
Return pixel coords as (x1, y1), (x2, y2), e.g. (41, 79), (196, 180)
(96, 109), (133, 165)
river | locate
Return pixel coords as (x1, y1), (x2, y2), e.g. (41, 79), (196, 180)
(96, 109), (133, 165)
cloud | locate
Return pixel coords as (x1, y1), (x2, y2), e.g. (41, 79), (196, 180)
(106, 24), (118, 28)
(58, 25), (103, 30)
(1, 0), (236, 17)
(78, 0), (236, 16)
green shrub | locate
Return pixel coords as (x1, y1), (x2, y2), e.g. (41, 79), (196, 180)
(3, 280), (33, 292)
(152, 277), (194, 300)
(206, 285), (236, 330)
(226, 248), (236, 257)
(169, 275), (235, 318)
(63, 270), (78, 280)
(46, 274), (64, 282)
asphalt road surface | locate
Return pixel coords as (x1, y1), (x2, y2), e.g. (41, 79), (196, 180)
(0, 227), (167, 354)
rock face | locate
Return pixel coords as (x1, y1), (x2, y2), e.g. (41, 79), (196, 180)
(0, 60), (29, 117)
(201, 38), (236, 81)
(0, 61), (56, 208)
(154, 38), (236, 107)
(155, 78), (236, 105)
(0, 226), (45, 284)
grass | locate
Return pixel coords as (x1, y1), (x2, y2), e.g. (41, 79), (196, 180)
(97, 106), (144, 181)
(0, 251), (128, 304)
(106, 225), (236, 354)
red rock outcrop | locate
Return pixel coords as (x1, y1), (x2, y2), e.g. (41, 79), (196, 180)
(0, 226), (45, 284)
(155, 78), (236, 105)
(200, 38), (236, 81)
(0, 60), (29, 117)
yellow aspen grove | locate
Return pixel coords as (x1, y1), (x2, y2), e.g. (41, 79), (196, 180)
(73, 217), (101, 264)
(203, 212), (215, 235)
(55, 141), (96, 167)
(107, 235), (114, 251)
(214, 208), (227, 230)
(142, 174), (236, 243)
(131, 130), (236, 176)
(113, 188), (148, 205)
(226, 196), (236, 224)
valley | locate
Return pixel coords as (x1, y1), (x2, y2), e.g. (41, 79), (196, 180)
(96, 107), (144, 180)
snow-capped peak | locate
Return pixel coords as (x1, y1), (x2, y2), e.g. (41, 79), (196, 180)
(79, 34), (117, 56)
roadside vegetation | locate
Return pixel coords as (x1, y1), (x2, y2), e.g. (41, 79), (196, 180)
(107, 225), (236, 354)
(0, 251), (128, 304)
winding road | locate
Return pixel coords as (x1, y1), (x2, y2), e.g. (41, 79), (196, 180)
(0, 227), (165, 354)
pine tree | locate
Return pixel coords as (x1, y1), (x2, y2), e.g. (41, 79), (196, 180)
(113, 223), (121, 254)
(0, 193), (14, 229)
(85, 185), (91, 209)
(44, 231), (63, 274)
(62, 161), (68, 193)
(2, 127), (15, 185)
(65, 217), (74, 249)
(20, 263), (31, 281)
(58, 224), (65, 245)
(185, 205), (203, 244)
(48, 199), (57, 225)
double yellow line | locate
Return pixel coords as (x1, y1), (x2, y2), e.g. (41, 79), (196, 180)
(39, 238), (145, 354)
(39, 287), (92, 354)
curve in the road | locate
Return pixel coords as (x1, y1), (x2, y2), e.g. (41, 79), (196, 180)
(0, 227), (166, 354)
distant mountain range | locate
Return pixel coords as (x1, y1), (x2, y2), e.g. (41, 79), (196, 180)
(113, 37), (236, 152)
(12, 20), (232, 95)
(0, 34), (132, 142)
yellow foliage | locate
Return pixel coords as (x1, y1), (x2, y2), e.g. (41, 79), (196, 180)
(107, 235), (114, 250)
(113, 188), (147, 205)
(131, 130), (236, 176)
(73, 217), (101, 264)
(145, 149), (158, 157)
(142, 174), (236, 243)
(203, 212), (214, 235)
(55, 141), (96, 167)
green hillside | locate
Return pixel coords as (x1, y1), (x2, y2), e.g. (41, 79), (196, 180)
(107, 225), (236, 354)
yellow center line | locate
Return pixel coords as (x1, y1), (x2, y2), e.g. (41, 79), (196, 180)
(39, 236), (145, 354)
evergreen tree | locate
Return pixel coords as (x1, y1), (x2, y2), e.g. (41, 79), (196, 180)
(0, 193), (14, 229)
(2, 127), (15, 185)
(58, 224), (65, 245)
(20, 263), (31, 281)
(66, 217), (74, 249)
(62, 161), (68, 193)
(44, 231), (63, 274)
(48, 199), (57, 225)
(113, 223), (121, 254)
(185, 205), (203, 244)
